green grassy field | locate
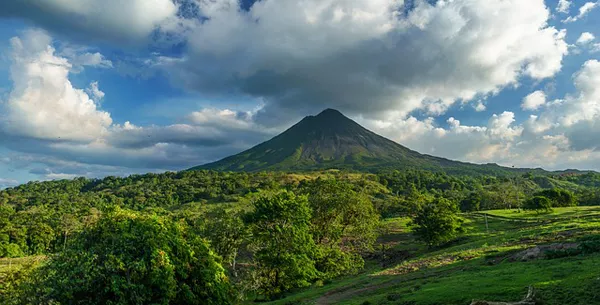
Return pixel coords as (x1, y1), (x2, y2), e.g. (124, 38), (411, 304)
(266, 206), (600, 305)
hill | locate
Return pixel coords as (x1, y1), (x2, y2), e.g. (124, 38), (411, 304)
(192, 109), (540, 175)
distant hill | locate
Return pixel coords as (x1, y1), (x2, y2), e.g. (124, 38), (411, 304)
(191, 109), (562, 175)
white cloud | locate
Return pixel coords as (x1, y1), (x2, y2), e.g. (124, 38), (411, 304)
(364, 59), (600, 170)
(576, 32), (595, 45)
(563, 1), (599, 23)
(557, 0), (572, 13)
(0, 178), (18, 189)
(0, 30), (274, 176)
(157, 0), (567, 123)
(2, 29), (113, 142)
(0, 0), (179, 44)
(521, 91), (547, 111)
(555, 60), (600, 126)
(363, 111), (523, 164)
(473, 101), (487, 112)
(187, 108), (257, 130)
(69, 52), (113, 69)
(2, 1), (600, 176)
(86, 81), (105, 102)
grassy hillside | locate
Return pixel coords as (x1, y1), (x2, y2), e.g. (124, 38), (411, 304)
(264, 207), (600, 305)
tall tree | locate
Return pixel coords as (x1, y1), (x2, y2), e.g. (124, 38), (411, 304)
(302, 178), (379, 278)
(200, 207), (248, 277)
(245, 191), (318, 298)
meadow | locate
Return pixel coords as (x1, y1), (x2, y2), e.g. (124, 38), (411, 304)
(266, 207), (600, 305)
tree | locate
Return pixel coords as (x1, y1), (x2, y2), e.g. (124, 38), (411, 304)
(302, 178), (379, 278)
(59, 213), (81, 250)
(460, 191), (481, 212)
(534, 189), (576, 207)
(19, 209), (233, 305)
(200, 207), (248, 277)
(245, 191), (318, 298)
(524, 196), (553, 213)
(410, 198), (464, 247)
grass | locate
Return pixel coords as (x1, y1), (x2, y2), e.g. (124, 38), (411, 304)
(266, 206), (600, 305)
(482, 206), (600, 220)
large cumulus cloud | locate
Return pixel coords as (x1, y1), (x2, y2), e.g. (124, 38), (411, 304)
(2, 0), (600, 181)
(0, 30), (274, 178)
(362, 59), (600, 171)
(0, 0), (179, 44)
(157, 0), (568, 123)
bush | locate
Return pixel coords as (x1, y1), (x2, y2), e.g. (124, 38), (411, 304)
(14, 209), (234, 305)
(533, 189), (577, 207)
(523, 196), (553, 213)
(579, 235), (600, 254)
(410, 198), (464, 247)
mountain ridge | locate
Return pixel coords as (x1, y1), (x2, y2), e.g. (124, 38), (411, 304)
(191, 109), (575, 175)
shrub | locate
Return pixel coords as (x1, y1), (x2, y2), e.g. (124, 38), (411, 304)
(579, 235), (600, 254)
(15, 209), (234, 305)
(410, 198), (464, 247)
(523, 196), (553, 213)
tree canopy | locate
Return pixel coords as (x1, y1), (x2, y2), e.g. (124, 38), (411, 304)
(16, 209), (234, 305)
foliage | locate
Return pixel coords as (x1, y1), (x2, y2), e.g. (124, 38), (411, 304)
(244, 191), (319, 298)
(460, 191), (481, 212)
(300, 178), (379, 278)
(14, 209), (234, 305)
(264, 206), (600, 305)
(579, 235), (600, 254)
(533, 189), (577, 207)
(0, 257), (43, 305)
(410, 198), (464, 247)
(198, 207), (248, 276)
(0, 168), (599, 261)
(523, 196), (553, 213)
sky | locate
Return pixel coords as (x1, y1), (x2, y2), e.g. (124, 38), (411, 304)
(0, 0), (600, 187)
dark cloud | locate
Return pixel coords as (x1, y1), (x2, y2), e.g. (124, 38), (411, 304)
(156, 0), (567, 125)
(0, 0), (178, 45)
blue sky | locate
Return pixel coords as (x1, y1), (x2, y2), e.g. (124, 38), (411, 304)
(0, 0), (600, 187)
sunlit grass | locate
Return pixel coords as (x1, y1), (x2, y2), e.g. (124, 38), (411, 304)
(265, 207), (600, 305)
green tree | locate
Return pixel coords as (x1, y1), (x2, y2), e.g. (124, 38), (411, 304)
(534, 189), (576, 207)
(410, 198), (463, 247)
(200, 207), (248, 277)
(524, 196), (553, 213)
(302, 179), (379, 278)
(19, 209), (233, 305)
(245, 191), (318, 298)
(460, 191), (481, 212)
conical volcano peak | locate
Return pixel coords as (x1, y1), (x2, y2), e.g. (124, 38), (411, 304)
(302, 108), (358, 130)
(193, 108), (521, 174)
(316, 108), (345, 118)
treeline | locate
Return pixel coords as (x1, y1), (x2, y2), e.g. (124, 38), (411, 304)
(2, 178), (380, 304)
(1, 169), (600, 302)
(1, 169), (599, 258)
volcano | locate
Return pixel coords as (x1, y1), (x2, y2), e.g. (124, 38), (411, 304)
(192, 109), (534, 175)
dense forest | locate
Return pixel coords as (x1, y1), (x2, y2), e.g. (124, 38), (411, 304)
(1, 169), (599, 303)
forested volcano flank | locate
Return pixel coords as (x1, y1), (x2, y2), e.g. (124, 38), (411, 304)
(193, 109), (534, 175)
